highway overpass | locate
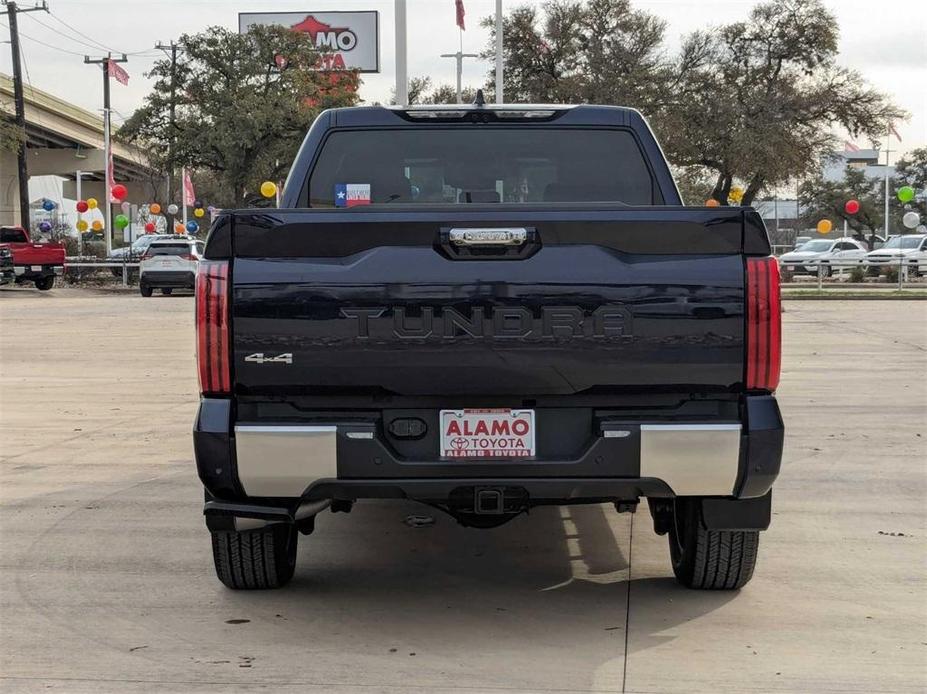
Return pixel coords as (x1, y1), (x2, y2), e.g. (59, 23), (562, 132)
(1, 72), (159, 226)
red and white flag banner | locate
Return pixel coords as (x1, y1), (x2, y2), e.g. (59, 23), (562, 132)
(107, 59), (129, 86)
(888, 122), (901, 142)
(183, 169), (196, 208)
(456, 0), (466, 30)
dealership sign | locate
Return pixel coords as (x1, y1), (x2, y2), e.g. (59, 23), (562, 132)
(239, 11), (379, 72)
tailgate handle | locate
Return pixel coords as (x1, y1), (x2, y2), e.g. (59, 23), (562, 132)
(448, 228), (527, 247)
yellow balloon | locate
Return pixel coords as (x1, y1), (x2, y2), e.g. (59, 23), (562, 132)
(76, 219), (88, 232)
(260, 181), (277, 198)
(91, 219), (103, 231)
(728, 186), (744, 203)
(87, 197), (98, 210)
(705, 198), (721, 207)
(193, 207), (205, 218)
(816, 219), (833, 234)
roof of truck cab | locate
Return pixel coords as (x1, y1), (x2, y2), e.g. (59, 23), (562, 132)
(325, 103), (644, 128)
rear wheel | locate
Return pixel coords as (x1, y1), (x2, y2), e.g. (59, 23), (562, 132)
(35, 276), (54, 291)
(161, 287), (173, 295)
(139, 285), (153, 297)
(668, 498), (759, 590)
(211, 524), (298, 590)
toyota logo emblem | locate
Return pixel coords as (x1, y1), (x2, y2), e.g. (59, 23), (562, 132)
(451, 437), (469, 450)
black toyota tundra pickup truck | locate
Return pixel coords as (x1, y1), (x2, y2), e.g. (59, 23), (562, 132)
(194, 102), (783, 591)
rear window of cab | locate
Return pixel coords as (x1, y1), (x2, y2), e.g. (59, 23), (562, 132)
(307, 128), (660, 207)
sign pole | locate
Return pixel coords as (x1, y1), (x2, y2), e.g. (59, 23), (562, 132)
(394, 0), (407, 105)
(495, 0), (503, 103)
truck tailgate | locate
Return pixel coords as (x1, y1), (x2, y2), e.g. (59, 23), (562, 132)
(227, 206), (769, 396)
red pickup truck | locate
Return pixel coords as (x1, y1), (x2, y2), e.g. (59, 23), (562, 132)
(0, 226), (66, 290)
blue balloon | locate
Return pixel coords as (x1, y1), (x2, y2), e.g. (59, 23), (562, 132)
(38, 221), (52, 232)
(42, 199), (56, 211)
(185, 220), (199, 233)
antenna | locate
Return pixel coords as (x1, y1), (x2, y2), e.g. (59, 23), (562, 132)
(473, 89), (486, 107)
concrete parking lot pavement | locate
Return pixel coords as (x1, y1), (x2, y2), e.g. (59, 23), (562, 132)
(1, 288), (925, 693)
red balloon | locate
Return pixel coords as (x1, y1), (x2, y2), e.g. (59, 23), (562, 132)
(112, 184), (128, 201)
(845, 199), (860, 215)
(76, 200), (89, 213)
(144, 222), (156, 233)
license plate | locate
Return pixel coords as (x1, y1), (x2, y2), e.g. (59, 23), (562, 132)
(786, 265), (795, 271)
(31, 265), (42, 271)
(440, 409), (535, 459)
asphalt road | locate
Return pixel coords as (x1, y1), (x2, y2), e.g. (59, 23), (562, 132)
(1, 288), (925, 693)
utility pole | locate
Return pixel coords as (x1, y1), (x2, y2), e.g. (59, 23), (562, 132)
(439, 50), (479, 104)
(84, 52), (127, 257)
(1, 1), (48, 231)
(155, 40), (182, 204)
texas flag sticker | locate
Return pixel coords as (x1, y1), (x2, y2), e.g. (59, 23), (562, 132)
(335, 183), (371, 207)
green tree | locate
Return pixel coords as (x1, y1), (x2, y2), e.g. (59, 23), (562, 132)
(0, 115), (25, 155)
(799, 167), (886, 248)
(488, 0), (904, 208)
(654, 0), (905, 206)
(480, 0), (668, 108)
(893, 147), (927, 216)
(396, 76), (480, 105)
(119, 25), (359, 207)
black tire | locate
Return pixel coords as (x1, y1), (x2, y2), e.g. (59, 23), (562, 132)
(668, 498), (759, 590)
(162, 288), (173, 295)
(211, 524), (297, 590)
(35, 276), (54, 291)
(820, 264), (832, 278)
(139, 285), (153, 297)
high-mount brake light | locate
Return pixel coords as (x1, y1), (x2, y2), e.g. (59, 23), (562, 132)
(745, 257), (781, 391)
(196, 260), (230, 395)
(404, 110), (467, 119)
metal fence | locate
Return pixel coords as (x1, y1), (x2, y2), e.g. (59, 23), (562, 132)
(65, 259), (140, 287)
(779, 257), (922, 291)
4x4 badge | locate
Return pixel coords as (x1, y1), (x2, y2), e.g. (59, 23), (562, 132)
(244, 352), (293, 365)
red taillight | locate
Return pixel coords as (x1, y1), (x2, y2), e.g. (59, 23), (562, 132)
(746, 257), (781, 391)
(196, 260), (230, 395)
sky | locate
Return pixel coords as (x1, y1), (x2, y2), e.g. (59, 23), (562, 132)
(2, 0), (926, 161)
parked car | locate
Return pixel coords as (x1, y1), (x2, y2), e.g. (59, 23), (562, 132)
(779, 237), (867, 277)
(108, 234), (175, 277)
(0, 225), (66, 290)
(861, 234), (927, 276)
(0, 246), (14, 285)
(138, 236), (204, 296)
(792, 235), (811, 249)
(193, 102), (783, 592)
(110, 234), (175, 262)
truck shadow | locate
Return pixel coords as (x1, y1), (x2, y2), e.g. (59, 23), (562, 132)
(227, 499), (736, 687)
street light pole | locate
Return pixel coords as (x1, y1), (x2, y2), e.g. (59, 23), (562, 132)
(84, 52), (127, 257)
(439, 51), (479, 104)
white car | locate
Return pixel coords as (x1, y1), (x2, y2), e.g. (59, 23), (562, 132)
(862, 234), (927, 276)
(139, 236), (204, 296)
(779, 237), (868, 277)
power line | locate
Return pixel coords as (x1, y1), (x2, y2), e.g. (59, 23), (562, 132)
(46, 7), (124, 54)
(23, 11), (110, 52)
(0, 20), (86, 55)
